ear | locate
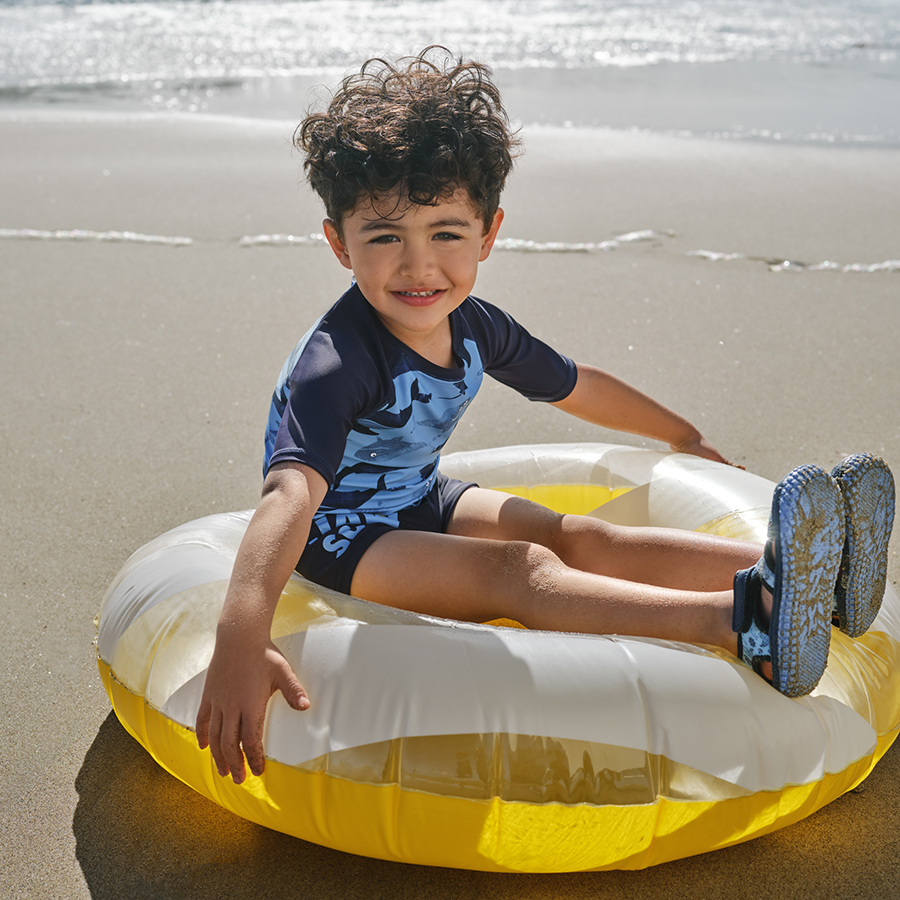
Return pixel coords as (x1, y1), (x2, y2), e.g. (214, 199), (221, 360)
(323, 219), (354, 270)
(478, 209), (504, 262)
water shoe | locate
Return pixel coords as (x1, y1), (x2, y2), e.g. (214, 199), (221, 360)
(733, 464), (844, 697)
(831, 453), (895, 637)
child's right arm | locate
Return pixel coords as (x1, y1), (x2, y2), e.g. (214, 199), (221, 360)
(195, 461), (328, 784)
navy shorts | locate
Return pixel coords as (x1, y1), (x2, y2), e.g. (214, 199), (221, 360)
(296, 472), (477, 595)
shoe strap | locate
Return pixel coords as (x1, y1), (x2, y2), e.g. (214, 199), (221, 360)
(756, 539), (777, 592)
(738, 621), (772, 675)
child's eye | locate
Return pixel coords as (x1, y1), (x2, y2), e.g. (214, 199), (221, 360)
(434, 232), (462, 242)
(369, 234), (399, 244)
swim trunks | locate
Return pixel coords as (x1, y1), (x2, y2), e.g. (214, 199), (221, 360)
(296, 472), (477, 594)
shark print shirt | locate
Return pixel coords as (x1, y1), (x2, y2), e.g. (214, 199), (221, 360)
(265, 284), (577, 521)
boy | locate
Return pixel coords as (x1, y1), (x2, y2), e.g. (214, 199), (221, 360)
(196, 49), (894, 784)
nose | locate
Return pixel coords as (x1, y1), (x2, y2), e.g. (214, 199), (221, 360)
(397, 238), (435, 280)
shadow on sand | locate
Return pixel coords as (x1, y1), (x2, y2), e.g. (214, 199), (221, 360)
(72, 713), (505, 900)
(73, 712), (900, 900)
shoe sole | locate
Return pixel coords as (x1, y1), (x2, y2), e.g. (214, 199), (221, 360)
(832, 454), (896, 637)
(770, 465), (845, 697)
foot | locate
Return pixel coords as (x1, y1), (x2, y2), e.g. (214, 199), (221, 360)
(732, 464), (845, 697)
(831, 454), (895, 637)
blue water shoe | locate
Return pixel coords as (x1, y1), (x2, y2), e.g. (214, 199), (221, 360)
(831, 453), (895, 637)
(732, 464), (845, 697)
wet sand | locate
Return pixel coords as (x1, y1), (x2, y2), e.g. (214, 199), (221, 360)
(1, 115), (899, 898)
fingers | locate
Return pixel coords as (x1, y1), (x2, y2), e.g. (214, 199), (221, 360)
(673, 436), (746, 470)
(195, 649), (311, 784)
(203, 707), (231, 780)
(706, 447), (746, 470)
(242, 714), (267, 779)
(196, 697), (211, 750)
(197, 691), (250, 782)
(278, 665), (311, 712)
(220, 713), (248, 784)
(204, 708), (250, 783)
(197, 686), (239, 779)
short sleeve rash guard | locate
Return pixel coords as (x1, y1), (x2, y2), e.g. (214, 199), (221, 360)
(265, 285), (576, 518)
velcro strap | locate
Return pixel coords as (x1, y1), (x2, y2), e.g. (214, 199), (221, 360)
(757, 539), (778, 591)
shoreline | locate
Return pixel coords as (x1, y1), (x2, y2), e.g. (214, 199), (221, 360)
(3, 53), (899, 146)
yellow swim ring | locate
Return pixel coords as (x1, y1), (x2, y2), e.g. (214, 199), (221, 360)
(96, 443), (900, 872)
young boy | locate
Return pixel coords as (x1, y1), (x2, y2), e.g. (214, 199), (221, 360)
(196, 49), (895, 784)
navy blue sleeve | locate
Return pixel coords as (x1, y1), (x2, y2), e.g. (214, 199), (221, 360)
(464, 297), (578, 402)
(267, 322), (384, 486)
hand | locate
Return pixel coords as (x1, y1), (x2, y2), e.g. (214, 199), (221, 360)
(670, 435), (746, 470)
(196, 633), (309, 784)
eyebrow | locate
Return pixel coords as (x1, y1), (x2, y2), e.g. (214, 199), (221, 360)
(358, 216), (474, 233)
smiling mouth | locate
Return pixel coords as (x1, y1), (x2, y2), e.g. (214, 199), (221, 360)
(397, 290), (441, 297)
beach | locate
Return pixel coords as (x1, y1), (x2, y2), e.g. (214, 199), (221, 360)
(2, 110), (899, 897)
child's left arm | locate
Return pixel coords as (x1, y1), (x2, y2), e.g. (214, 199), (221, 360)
(551, 363), (740, 467)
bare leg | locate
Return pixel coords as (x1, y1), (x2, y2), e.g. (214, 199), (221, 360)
(351, 528), (738, 651)
(448, 488), (762, 592)
(350, 488), (770, 657)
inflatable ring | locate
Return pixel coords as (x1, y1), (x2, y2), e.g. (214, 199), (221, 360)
(96, 443), (900, 872)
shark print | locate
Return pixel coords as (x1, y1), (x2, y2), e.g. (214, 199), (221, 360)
(352, 436), (429, 462)
(325, 473), (391, 511)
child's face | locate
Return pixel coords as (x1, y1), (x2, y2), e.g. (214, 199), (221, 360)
(323, 189), (503, 352)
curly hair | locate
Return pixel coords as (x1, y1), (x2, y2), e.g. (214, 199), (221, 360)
(296, 47), (520, 233)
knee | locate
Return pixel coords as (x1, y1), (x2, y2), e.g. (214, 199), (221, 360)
(553, 515), (620, 567)
(495, 540), (569, 595)
(489, 541), (581, 628)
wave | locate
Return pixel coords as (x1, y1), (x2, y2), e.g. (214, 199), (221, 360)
(0, 228), (192, 245)
(238, 230), (663, 252)
(4, 227), (895, 273)
(688, 250), (900, 273)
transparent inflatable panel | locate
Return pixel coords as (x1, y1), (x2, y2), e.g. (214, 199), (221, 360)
(491, 484), (630, 516)
(296, 733), (752, 804)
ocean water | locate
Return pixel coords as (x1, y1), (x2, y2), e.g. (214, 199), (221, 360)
(1, 0), (899, 144)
